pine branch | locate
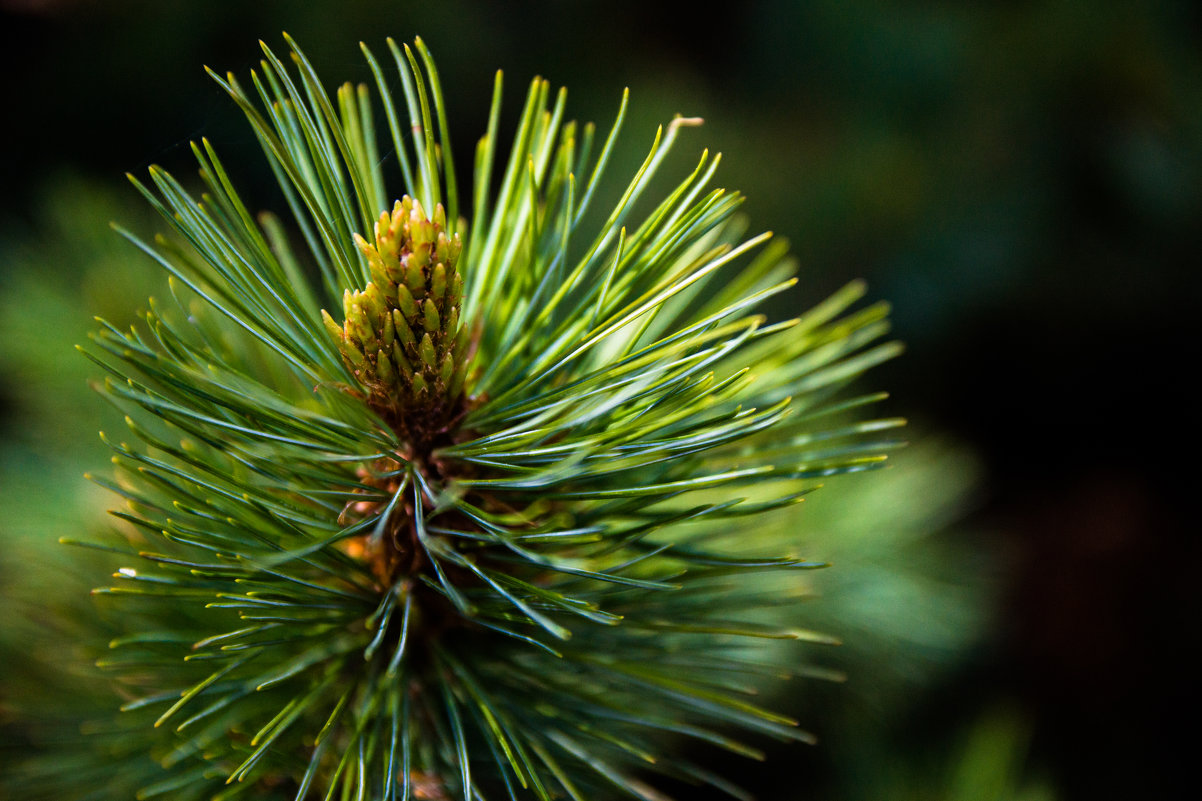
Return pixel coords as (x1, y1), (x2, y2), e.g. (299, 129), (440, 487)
(73, 34), (903, 801)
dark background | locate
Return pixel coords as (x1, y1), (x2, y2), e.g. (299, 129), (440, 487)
(1, 1), (1198, 798)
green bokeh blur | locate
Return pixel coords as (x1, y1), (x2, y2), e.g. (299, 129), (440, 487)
(1, 1), (1196, 798)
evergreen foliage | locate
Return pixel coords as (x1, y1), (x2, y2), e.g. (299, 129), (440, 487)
(67, 35), (900, 800)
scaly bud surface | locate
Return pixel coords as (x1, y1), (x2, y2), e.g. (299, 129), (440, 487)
(324, 196), (468, 452)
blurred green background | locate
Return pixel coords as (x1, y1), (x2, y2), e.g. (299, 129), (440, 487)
(0, 1), (1196, 799)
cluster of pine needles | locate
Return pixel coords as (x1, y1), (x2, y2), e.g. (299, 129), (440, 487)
(57, 34), (902, 801)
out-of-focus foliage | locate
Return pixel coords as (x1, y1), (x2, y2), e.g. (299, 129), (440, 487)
(849, 706), (1057, 801)
(793, 439), (988, 707)
(0, 180), (167, 795)
(0, 178), (161, 543)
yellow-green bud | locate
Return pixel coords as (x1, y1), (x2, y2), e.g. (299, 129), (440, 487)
(336, 195), (471, 415)
(395, 284), (419, 320)
(430, 263), (447, 305)
(348, 303), (373, 346)
(404, 253), (425, 296)
(419, 333), (437, 369)
(382, 310), (395, 348)
(393, 309), (416, 350)
(435, 232), (452, 265)
(354, 233), (387, 281)
(344, 338), (367, 368)
(363, 282), (387, 323)
(376, 349), (395, 386)
(408, 243), (430, 272)
(377, 215), (399, 265)
(422, 300), (440, 333)
(321, 309), (343, 344)
(412, 216), (433, 248)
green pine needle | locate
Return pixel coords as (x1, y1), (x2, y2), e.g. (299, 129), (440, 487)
(81, 34), (903, 801)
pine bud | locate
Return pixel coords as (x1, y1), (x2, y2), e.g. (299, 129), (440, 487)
(430, 263), (447, 306)
(422, 299), (440, 333)
(331, 194), (468, 418)
(354, 233), (389, 285)
(435, 232), (452, 265)
(321, 309), (343, 344)
(347, 303), (373, 347)
(412, 217), (432, 248)
(411, 372), (429, 397)
(419, 333), (437, 369)
(382, 310), (395, 348)
(404, 253), (426, 296)
(393, 310), (417, 350)
(395, 285), (419, 320)
(376, 349), (395, 385)
(344, 338), (367, 369)
(408, 242), (430, 272)
(363, 282), (387, 323)
(377, 215), (399, 265)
